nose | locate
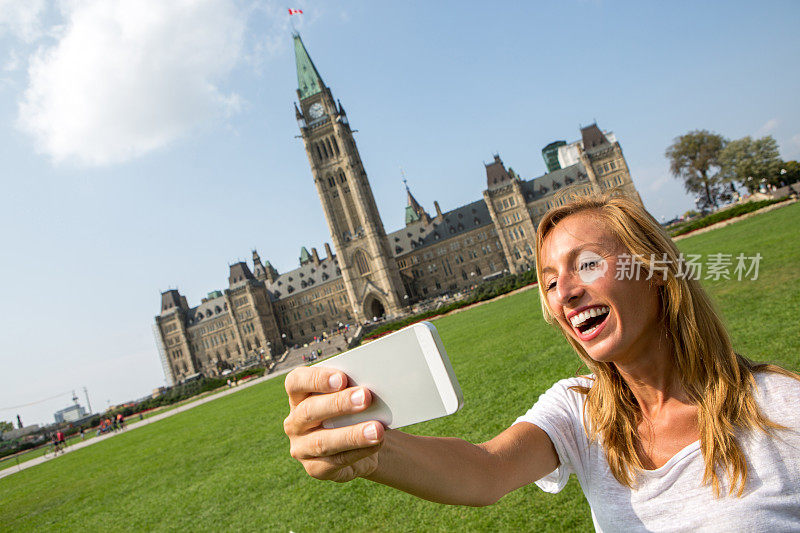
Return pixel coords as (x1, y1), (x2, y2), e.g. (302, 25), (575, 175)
(555, 272), (584, 306)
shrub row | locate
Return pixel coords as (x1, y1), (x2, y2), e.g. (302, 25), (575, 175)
(363, 269), (538, 342)
(669, 199), (784, 237)
(105, 367), (267, 419)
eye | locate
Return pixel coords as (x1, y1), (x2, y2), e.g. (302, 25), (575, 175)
(545, 280), (557, 291)
(579, 260), (598, 271)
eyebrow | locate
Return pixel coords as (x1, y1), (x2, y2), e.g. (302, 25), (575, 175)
(540, 242), (608, 274)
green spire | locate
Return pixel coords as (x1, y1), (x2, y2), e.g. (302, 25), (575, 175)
(405, 205), (421, 225)
(293, 33), (324, 100)
(404, 185), (426, 225)
(299, 246), (311, 264)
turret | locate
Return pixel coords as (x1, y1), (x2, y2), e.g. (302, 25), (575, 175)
(228, 262), (254, 286)
(485, 154), (515, 191)
(160, 289), (189, 314)
(252, 249), (267, 281)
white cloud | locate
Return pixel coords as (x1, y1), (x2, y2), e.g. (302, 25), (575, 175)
(0, 0), (46, 41)
(3, 49), (21, 72)
(17, 0), (246, 166)
(756, 117), (779, 136)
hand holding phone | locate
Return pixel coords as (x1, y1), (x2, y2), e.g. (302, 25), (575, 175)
(284, 322), (462, 483)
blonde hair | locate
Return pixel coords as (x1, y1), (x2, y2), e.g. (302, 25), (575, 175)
(534, 189), (796, 496)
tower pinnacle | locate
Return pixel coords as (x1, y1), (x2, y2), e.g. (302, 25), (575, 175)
(293, 33), (325, 100)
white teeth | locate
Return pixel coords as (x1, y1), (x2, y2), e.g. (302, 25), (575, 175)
(569, 306), (610, 327)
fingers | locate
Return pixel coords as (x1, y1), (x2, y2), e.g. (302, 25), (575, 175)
(287, 386), (372, 433)
(302, 446), (382, 482)
(285, 366), (347, 408)
(290, 420), (384, 460)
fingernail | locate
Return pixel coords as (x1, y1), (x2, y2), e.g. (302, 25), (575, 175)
(363, 422), (378, 441)
(328, 374), (342, 390)
(351, 388), (365, 406)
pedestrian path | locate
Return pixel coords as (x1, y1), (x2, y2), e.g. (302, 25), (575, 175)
(0, 365), (297, 481)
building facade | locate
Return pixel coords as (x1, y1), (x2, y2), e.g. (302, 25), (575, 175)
(154, 34), (643, 384)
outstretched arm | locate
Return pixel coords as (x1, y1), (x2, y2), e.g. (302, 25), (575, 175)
(284, 366), (559, 506)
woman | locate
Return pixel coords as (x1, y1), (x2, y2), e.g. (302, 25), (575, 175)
(283, 192), (799, 531)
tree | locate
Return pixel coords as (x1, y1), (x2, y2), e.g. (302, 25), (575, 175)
(719, 136), (782, 193)
(665, 130), (728, 211)
(0, 421), (13, 434)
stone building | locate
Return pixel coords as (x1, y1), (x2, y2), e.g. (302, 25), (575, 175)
(154, 34), (642, 384)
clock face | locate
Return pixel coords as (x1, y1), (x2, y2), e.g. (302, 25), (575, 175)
(308, 103), (324, 120)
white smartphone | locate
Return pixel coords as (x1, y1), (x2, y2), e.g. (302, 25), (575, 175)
(313, 321), (463, 429)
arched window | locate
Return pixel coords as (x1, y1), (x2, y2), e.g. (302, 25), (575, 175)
(315, 144), (322, 161)
(353, 250), (371, 275)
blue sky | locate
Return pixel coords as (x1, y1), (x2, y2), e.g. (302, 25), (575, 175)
(2, 0), (799, 426)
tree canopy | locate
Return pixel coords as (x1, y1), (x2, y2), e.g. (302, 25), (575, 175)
(719, 136), (782, 192)
(664, 130), (728, 211)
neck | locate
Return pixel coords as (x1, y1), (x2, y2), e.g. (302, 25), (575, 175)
(613, 328), (686, 418)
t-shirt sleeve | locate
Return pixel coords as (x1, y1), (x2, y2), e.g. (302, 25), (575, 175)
(512, 377), (590, 494)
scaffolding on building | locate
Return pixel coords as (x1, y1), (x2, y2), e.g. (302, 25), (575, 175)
(152, 323), (174, 387)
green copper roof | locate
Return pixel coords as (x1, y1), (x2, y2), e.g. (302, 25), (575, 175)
(293, 33), (324, 100)
(405, 205), (421, 225)
(299, 246), (311, 263)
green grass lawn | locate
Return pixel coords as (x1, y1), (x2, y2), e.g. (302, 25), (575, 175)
(1, 202), (798, 532)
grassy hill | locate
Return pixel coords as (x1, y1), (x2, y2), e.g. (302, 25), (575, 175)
(1, 202), (797, 532)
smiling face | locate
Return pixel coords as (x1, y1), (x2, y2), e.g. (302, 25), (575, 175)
(539, 211), (663, 366)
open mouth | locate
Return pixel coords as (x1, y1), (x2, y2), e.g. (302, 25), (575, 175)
(569, 306), (610, 339)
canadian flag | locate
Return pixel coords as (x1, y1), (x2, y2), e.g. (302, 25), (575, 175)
(288, 8), (303, 15)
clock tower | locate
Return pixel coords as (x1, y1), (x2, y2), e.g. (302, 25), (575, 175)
(292, 33), (406, 322)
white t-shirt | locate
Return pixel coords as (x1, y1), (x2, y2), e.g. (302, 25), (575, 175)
(514, 371), (800, 532)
